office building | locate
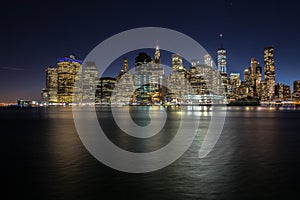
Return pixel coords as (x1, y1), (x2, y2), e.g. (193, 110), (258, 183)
(98, 77), (116, 104)
(114, 58), (134, 104)
(45, 67), (58, 103)
(264, 46), (276, 100)
(57, 55), (82, 103)
(82, 61), (98, 103)
(204, 54), (213, 67)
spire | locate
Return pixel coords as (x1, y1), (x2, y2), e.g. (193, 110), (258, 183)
(154, 40), (160, 65)
(122, 57), (129, 72)
(219, 33), (223, 49)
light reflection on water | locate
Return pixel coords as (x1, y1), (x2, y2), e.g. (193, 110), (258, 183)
(1, 106), (300, 199)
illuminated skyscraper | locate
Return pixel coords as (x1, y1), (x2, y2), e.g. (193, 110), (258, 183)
(154, 44), (161, 66)
(293, 80), (300, 93)
(217, 34), (228, 96)
(259, 81), (268, 100)
(171, 54), (183, 71)
(264, 46), (275, 100)
(57, 55), (82, 103)
(204, 54), (213, 67)
(114, 58), (134, 104)
(275, 83), (284, 100)
(242, 68), (251, 98)
(82, 61), (99, 103)
(98, 77), (116, 104)
(218, 48), (228, 96)
(255, 63), (262, 98)
(134, 52), (153, 104)
(167, 53), (191, 103)
(217, 33), (227, 74)
(275, 83), (291, 100)
(217, 48), (227, 74)
(151, 45), (165, 103)
(293, 80), (300, 100)
(230, 73), (241, 98)
(283, 85), (291, 100)
(250, 58), (258, 79)
(116, 57), (129, 80)
(249, 58), (260, 97)
(45, 67), (58, 103)
(188, 61), (213, 95)
(256, 64), (262, 82)
(244, 68), (250, 82)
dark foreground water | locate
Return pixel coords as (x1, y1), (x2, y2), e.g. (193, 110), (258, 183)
(1, 106), (300, 200)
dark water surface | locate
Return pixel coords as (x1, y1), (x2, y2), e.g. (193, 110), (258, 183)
(1, 106), (300, 200)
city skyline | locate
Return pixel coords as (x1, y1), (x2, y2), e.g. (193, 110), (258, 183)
(2, 40), (300, 103)
(37, 45), (299, 107)
(1, 0), (300, 102)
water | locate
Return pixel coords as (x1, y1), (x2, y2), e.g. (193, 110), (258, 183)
(1, 106), (300, 199)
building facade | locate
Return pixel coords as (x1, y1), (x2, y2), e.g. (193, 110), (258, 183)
(45, 67), (58, 103)
(57, 55), (82, 103)
(98, 77), (116, 104)
(293, 80), (300, 100)
(167, 54), (191, 104)
(82, 61), (99, 103)
(264, 46), (276, 100)
(113, 58), (134, 104)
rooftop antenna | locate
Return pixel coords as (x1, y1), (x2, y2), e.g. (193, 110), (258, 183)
(219, 33), (223, 49)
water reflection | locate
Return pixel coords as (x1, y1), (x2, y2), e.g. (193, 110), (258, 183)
(2, 106), (300, 199)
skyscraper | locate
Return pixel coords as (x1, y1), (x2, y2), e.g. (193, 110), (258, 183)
(217, 33), (227, 74)
(264, 46), (275, 100)
(151, 45), (165, 103)
(116, 57), (129, 80)
(250, 58), (258, 79)
(204, 54), (213, 67)
(167, 53), (191, 103)
(154, 44), (161, 66)
(45, 67), (58, 103)
(82, 61), (99, 103)
(256, 64), (262, 82)
(217, 48), (228, 96)
(293, 80), (300, 93)
(217, 34), (228, 96)
(217, 48), (227, 74)
(98, 77), (116, 104)
(249, 58), (260, 97)
(171, 54), (183, 71)
(275, 83), (291, 100)
(244, 68), (250, 82)
(114, 58), (134, 105)
(293, 80), (300, 100)
(134, 52), (153, 104)
(229, 73), (241, 98)
(188, 61), (212, 95)
(57, 55), (82, 103)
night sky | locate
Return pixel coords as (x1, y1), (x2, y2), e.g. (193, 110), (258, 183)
(0, 0), (299, 102)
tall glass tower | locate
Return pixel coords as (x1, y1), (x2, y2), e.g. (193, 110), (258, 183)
(45, 67), (58, 103)
(57, 55), (82, 103)
(217, 33), (227, 74)
(82, 61), (98, 103)
(216, 34), (228, 96)
(217, 48), (227, 74)
(264, 46), (275, 100)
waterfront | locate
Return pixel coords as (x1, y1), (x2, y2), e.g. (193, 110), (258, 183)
(1, 106), (300, 199)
